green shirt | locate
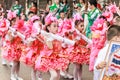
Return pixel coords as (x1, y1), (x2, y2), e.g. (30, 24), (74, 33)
(11, 4), (23, 16)
(86, 8), (101, 38)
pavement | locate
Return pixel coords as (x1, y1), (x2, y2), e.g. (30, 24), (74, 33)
(0, 56), (93, 80)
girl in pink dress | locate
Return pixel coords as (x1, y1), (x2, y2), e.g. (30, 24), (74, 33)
(71, 19), (90, 80)
(20, 15), (44, 80)
(3, 10), (23, 80)
(35, 16), (69, 80)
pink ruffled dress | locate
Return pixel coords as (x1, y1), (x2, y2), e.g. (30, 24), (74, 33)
(20, 38), (44, 67)
(3, 36), (23, 61)
(35, 39), (69, 72)
(69, 38), (90, 64)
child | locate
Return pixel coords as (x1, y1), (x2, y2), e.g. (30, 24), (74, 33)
(94, 25), (120, 80)
(71, 19), (90, 80)
(19, 15), (43, 80)
(3, 11), (23, 80)
(35, 15), (70, 80)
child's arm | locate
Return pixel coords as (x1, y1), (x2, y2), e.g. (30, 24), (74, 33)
(96, 61), (106, 70)
(94, 45), (108, 70)
(46, 40), (53, 49)
(44, 36), (53, 49)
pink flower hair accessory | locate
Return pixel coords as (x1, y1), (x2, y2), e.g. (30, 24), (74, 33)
(45, 13), (57, 25)
(14, 20), (25, 33)
(73, 13), (83, 21)
(7, 10), (17, 20)
(30, 15), (40, 23)
(102, 11), (113, 22)
(107, 3), (119, 14)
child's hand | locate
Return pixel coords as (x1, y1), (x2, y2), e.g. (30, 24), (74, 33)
(96, 61), (106, 70)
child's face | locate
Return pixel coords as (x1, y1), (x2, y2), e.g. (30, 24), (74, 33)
(15, 1), (19, 5)
(88, 2), (93, 10)
(21, 15), (26, 20)
(28, 13), (34, 20)
(76, 22), (84, 32)
(60, 12), (65, 19)
(55, 0), (59, 4)
(48, 22), (58, 34)
(49, 1), (52, 5)
(79, 0), (83, 3)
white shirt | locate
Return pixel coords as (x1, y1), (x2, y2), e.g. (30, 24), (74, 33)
(94, 44), (109, 80)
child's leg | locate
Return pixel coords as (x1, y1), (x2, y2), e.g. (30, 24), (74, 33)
(11, 61), (18, 79)
(31, 68), (37, 80)
(36, 71), (42, 80)
(11, 61), (23, 80)
(73, 63), (79, 80)
(49, 69), (60, 80)
(77, 64), (82, 80)
(60, 64), (73, 79)
(15, 61), (20, 77)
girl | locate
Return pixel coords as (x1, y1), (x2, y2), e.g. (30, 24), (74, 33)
(35, 16), (69, 80)
(20, 15), (44, 80)
(3, 11), (23, 80)
(71, 19), (90, 80)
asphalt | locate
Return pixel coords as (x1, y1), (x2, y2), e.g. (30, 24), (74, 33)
(0, 56), (93, 80)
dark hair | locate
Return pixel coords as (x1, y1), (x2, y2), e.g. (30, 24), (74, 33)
(107, 25), (120, 40)
(60, 10), (65, 14)
(10, 18), (16, 26)
(99, 15), (107, 20)
(28, 11), (34, 16)
(80, 0), (85, 4)
(75, 20), (84, 26)
(32, 1), (37, 7)
(45, 25), (50, 32)
(89, 0), (97, 7)
(15, 0), (19, 2)
(62, 0), (68, 4)
(47, 0), (52, 4)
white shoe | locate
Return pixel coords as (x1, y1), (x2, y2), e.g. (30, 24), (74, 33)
(9, 62), (13, 67)
(60, 70), (66, 77)
(17, 77), (23, 80)
(10, 75), (17, 80)
(38, 78), (42, 80)
(66, 74), (73, 79)
(2, 59), (7, 66)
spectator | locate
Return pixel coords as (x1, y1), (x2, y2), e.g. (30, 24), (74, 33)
(46, 0), (52, 12)
(29, 1), (37, 14)
(11, 0), (23, 16)
(0, 4), (3, 16)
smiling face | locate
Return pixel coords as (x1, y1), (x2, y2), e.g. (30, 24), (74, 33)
(48, 22), (58, 34)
